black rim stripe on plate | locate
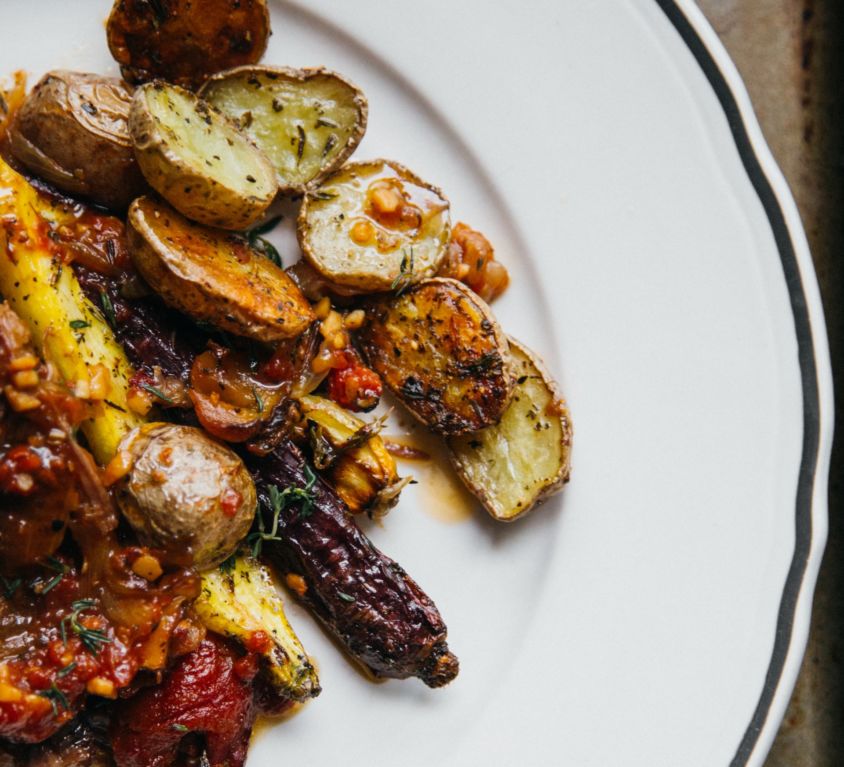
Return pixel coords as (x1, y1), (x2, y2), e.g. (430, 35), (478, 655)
(655, 2), (821, 765)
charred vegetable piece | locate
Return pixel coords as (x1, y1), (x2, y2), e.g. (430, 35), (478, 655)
(111, 635), (256, 767)
(73, 264), (205, 387)
(189, 345), (288, 444)
(115, 423), (256, 570)
(298, 159), (451, 293)
(300, 394), (408, 517)
(358, 277), (514, 435)
(0, 157), (144, 464)
(249, 442), (459, 687)
(449, 338), (573, 521)
(129, 83), (277, 230)
(128, 197), (315, 342)
(8, 71), (146, 211)
(16, 705), (114, 767)
(196, 552), (320, 702)
(200, 66), (368, 193)
(106, 0), (271, 89)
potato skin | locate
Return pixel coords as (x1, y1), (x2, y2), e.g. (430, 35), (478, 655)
(128, 196), (315, 342)
(448, 338), (573, 521)
(106, 0), (271, 89)
(298, 159), (451, 293)
(115, 423), (256, 570)
(357, 278), (514, 435)
(130, 82), (277, 230)
(199, 66), (368, 193)
(8, 71), (146, 210)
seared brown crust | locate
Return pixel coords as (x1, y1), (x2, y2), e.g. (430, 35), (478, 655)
(106, 0), (271, 89)
(127, 197), (315, 342)
(249, 442), (459, 688)
(9, 71), (146, 210)
(357, 278), (514, 435)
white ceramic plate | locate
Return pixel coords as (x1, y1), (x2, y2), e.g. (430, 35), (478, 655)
(0, 1), (833, 765)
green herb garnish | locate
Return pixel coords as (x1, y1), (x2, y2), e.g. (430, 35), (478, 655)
(33, 557), (68, 595)
(248, 469), (318, 557)
(56, 662), (77, 678)
(69, 319), (90, 330)
(61, 599), (112, 654)
(99, 290), (116, 326)
(391, 247), (415, 295)
(140, 383), (174, 404)
(1, 576), (21, 599)
(171, 723), (190, 733)
(38, 682), (69, 716)
(247, 216), (283, 267)
(252, 386), (264, 415)
(337, 591), (356, 604)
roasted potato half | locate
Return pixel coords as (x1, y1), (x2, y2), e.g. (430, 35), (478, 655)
(200, 66), (368, 194)
(128, 196), (315, 342)
(357, 278), (513, 435)
(448, 338), (573, 521)
(106, 0), (271, 88)
(115, 423), (257, 569)
(129, 82), (277, 230)
(298, 159), (451, 293)
(9, 70), (147, 210)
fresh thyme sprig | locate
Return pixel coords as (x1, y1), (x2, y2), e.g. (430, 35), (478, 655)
(31, 557), (67, 595)
(38, 682), (69, 717)
(247, 215), (283, 267)
(140, 382), (174, 404)
(391, 247), (415, 295)
(99, 290), (116, 327)
(248, 467), (318, 557)
(61, 599), (112, 654)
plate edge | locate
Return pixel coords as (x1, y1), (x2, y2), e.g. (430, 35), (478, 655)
(654, 1), (835, 765)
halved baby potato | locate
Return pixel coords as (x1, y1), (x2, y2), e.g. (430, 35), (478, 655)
(298, 159), (451, 293)
(200, 66), (368, 194)
(129, 82), (277, 230)
(357, 278), (513, 435)
(448, 338), (573, 521)
(128, 196), (315, 342)
(9, 70), (147, 210)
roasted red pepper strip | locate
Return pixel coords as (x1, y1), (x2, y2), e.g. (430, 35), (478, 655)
(111, 635), (256, 767)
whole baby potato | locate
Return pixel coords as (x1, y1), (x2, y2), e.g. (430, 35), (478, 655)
(115, 423), (256, 570)
(9, 70), (146, 210)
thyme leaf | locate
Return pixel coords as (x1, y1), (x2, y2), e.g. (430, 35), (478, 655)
(38, 682), (69, 717)
(390, 247), (415, 295)
(61, 599), (112, 655)
(140, 383), (173, 404)
(249, 470), (317, 556)
(98, 290), (116, 327)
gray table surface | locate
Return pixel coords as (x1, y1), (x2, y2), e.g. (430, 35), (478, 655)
(696, 2), (843, 764)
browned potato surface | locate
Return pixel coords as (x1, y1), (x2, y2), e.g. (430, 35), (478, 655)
(448, 338), (573, 521)
(200, 66), (368, 193)
(298, 159), (451, 293)
(130, 82), (277, 230)
(115, 423), (257, 569)
(106, 0), (271, 89)
(8, 70), (146, 209)
(357, 278), (513, 435)
(128, 196), (315, 342)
